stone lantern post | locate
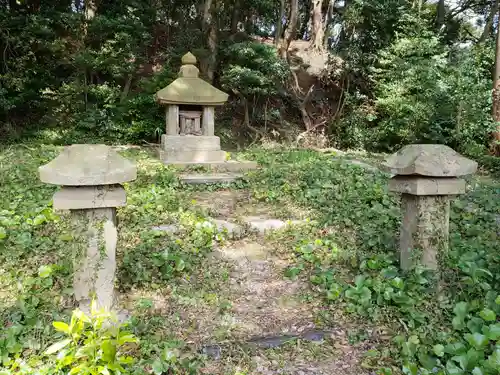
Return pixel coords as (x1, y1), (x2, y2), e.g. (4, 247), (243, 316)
(39, 144), (137, 312)
(381, 144), (477, 272)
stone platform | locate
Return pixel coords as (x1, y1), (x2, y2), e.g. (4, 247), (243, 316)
(179, 173), (243, 184)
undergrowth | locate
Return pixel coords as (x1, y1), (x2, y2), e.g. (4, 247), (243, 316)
(243, 149), (500, 375)
(1, 145), (499, 374)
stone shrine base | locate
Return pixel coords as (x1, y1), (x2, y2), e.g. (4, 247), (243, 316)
(158, 135), (258, 184)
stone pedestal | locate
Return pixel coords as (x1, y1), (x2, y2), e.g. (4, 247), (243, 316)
(160, 134), (226, 163)
(72, 208), (118, 312)
(39, 144), (136, 312)
(399, 194), (450, 270)
(382, 145), (477, 274)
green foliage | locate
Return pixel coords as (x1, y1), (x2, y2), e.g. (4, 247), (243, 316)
(0, 146), (213, 373)
(45, 304), (138, 374)
(220, 41), (289, 98)
(243, 149), (500, 374)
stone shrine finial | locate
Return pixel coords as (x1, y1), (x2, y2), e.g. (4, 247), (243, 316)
(181, 52), (197, 65)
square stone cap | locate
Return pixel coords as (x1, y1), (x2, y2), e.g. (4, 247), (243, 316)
(388, 176), (466, 196)
(381, 144), (478, 177)
(39, 144), (137, 186)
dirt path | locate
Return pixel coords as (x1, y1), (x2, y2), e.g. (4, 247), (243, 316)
(189, 190), (374, 375)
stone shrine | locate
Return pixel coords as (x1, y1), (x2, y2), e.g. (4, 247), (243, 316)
(39, 144), (137, 313)
(155, 52), (257, 175)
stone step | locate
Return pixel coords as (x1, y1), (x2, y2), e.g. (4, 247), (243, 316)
(179, 173), (243, 184)
(170, 160), (258, 172)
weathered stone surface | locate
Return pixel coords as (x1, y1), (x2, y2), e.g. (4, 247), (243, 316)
(151, 224), (179, 233)
(243, 216), (304, 234)
(73, 208), (118, 311)
(53, 185), (126, 210)
(388, 177), (466, 196)
(381, 144), (478, 177)
(165, 105), (179, 135)
(155, 52), (228, 106)
(161, 149), (227, 163)
(39, 144), (137, 186)
(213, 219), (244, 238)
(164, 160), (258, 172)
(202, 106), (215, 136)
(180, 173), (242, 184)
(161, 135), (222, 151)
(399, 194), (450, 271)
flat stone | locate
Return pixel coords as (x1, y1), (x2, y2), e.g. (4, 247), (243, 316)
(180, 173), (242, 184)
(39, 144), (137, 186)
(212, 219), (244, 238)
(243, 216), (303, 234)
(388, 176), (466, 196)
(219, 241), (268, 261)
(53, 186), (126, 210)
(381, 144), (477, 177)
(161, 135), (222, 151)
(165, 160), (258, 172)
(151, 224), (179, 233)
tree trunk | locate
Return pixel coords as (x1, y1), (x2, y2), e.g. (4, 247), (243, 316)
(280, 0), (298, 59)
(491, 6), (500, 154)
(435, 0), (445, 30)
(479, 0), (499, 42)
(231, 0), (241, 35)
(85, 0), (96, 21)
(275, 0), (285, 46)
(201, 0), (217, 83)
(309, 0), (324, 50)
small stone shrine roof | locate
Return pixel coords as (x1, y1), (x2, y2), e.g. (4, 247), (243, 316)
(381, 144), (478, 177)
(39, 144), (137, 186)
(155, 52), (229, 106)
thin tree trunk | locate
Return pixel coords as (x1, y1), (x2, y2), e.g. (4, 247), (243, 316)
(201, 0), (217, 82)
(309, 0), (324, 50)
(480, 0), (499, 42)
(231, 0), (240, 35)
(435, 0), (445, 30)
(280, 0), (299, 59)
(491, 7), (500, 154)
(275, 0), (285, 46)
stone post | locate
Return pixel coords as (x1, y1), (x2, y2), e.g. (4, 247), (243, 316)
(382, 144), (477, 272)
(39, 144), (137, 312)
(166, 105), (179, 135)
(202, 106), (215, 136)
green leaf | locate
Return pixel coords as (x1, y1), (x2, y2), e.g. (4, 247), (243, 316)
(486, 348), (500, 368)
(486, 323), (500, 340)
(465, 333), (489, 350)
(52, 321), (70, 334)
(467, 317), (485, 333)
(479, 309), (496, 322)
(471, 367), (484, 375)
(101, 340), (116, 362)
(453, 316), (466, 330)
(38, 265), (53, 278)
(0, 227), (6, 240)
(117, 334), (138, 345)
(495, 295), (500, 305)
(45, 339), (71, 355)
(453, 302), (469, 319)
(433, 344), (445, 357)
(151, 359), (164, 375)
